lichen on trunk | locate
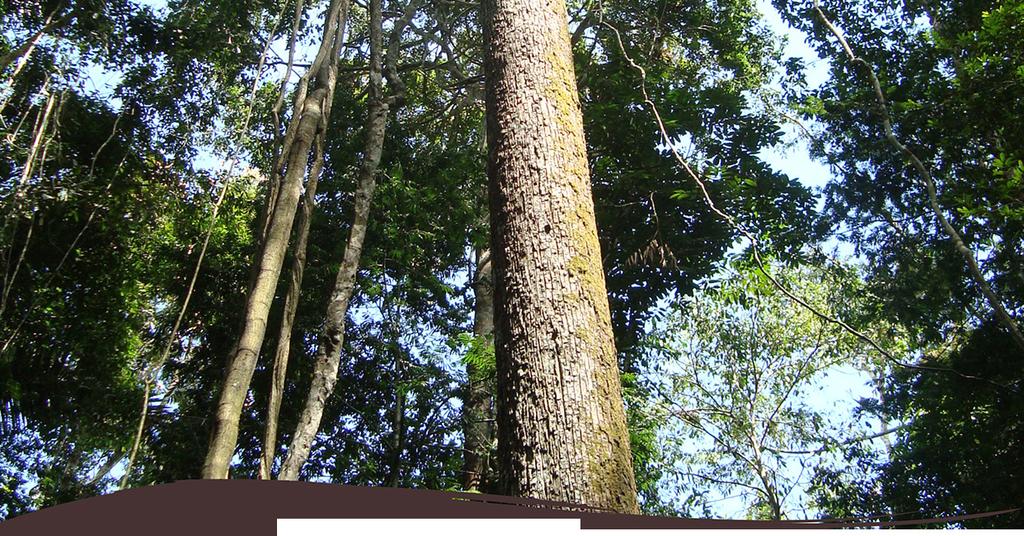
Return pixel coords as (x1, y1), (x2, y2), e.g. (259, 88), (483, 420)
(481, 0), (640, 514)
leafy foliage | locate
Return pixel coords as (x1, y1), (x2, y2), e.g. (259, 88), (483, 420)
(773, 0), (1024, 525)
(643, 261), (885, 519)
(0, 0), (1019, 525)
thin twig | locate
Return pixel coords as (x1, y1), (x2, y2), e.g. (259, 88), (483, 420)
(811, 0), (1024, 354)
(600, 20), (1018, 393)
(120, 2), (293, 487)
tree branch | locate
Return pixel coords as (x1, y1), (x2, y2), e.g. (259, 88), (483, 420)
(811, 0), (1024, 354)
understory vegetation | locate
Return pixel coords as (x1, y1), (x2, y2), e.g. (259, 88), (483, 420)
(1, 0), (1022, 526)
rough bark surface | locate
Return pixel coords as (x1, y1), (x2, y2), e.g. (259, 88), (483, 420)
(462, 247), (495, 491)
(201, 0), (347, 479)
(481, 0), (640, 513)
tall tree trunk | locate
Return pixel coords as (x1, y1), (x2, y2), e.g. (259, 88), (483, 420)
(481, 0), (639, 513)
(277, 0), (413, 480)
(250, 0), (309, 269)
(258, 0), (349, 477)
(201, 0), (347, 479)
(385, 356), (406, 487)
(258, 138), (326, 480)
(461, 246), (494, 491)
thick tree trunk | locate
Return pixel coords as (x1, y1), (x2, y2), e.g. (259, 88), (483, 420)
(201, 0), (347, 479)
(276, 0), (410, 480)
(481, 0), (639, 513)
(461, 247), (494, 491)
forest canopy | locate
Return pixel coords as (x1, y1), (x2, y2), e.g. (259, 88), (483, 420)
(0, 0), (1021, 527)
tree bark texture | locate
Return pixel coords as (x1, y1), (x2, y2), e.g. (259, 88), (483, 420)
(258, 137), (327, 480)
(277, 0), (412, 480)
(462, 247), (495, 491)
(481, 0), (640, 513)
(259, 0), (349, 479)
(201, 0), (348, 479)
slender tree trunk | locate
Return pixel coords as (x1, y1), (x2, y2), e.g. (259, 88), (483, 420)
(481, 0), (639, 513)
(120, 379), (151, 488)
(201, 0), (347, 479)
(385, 366), (406, 487)
(383, 297), (407, 488)
(461, 246), (494, 491)
(277, 0), (412, 480)
(19, 83), (57, 196)
(249, 0), (307, 268)
(202, 87), (320, 479)
(258, 140), (325, 480)
(872, 373), (893, 454)
(258, 0), (349, 475)
(275, 96), (379, 480)
(85, 449), (125, 487)
(0, 215), (33, 325)
(748, 428), (782, 520)
(0, 2), (68, 75)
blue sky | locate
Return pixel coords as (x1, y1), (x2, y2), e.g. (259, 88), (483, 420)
(11, 0), (893, 519)
(631, 0), (886, 519)
(755, 0), (833, 189)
